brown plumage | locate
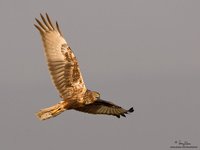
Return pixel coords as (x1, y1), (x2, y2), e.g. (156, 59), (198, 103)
(34, 13), (134, 120)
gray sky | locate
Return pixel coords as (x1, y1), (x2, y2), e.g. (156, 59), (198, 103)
(0, 0), (200, 149)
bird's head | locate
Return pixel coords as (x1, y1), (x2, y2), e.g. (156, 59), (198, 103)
(85, 90), (100, 100)
(92, 91), (100, 99)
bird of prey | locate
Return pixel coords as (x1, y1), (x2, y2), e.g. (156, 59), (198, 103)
(34, 13), (134, 120)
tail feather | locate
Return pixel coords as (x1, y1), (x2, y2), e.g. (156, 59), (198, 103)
(36, 101), (68, 120)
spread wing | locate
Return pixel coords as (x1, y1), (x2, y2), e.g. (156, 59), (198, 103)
(34, 14), (86, 99)
(75, 99), (134, 118)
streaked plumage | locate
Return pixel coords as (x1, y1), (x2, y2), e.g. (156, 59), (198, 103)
(34, 13), (134, 120)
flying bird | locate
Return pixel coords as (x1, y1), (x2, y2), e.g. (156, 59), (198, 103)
(34, 13), (134, 120)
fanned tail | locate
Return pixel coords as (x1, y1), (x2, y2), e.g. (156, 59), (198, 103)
(36, 101), (68, 120)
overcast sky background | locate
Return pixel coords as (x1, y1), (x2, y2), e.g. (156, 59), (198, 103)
(0, 0), (200, 149)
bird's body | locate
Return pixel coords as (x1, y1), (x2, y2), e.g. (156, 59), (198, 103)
(34, 14), (134, 120)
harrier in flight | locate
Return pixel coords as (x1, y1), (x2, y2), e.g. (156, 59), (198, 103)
(34, 13), (134, 120)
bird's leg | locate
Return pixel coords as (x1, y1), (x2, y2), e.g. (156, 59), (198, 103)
(36, 101), (68, 121)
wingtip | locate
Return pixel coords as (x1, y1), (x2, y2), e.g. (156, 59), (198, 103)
(40, 13), (44, 19)
(45, 12), (49, 18)
(116, 115), (120, 118)
(35, 18), (41, 24)
(128, 107), (134, 113)
(34, 23), (45, 33)
(121, 114), (126, 117)
(56, 21), (63, 36)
